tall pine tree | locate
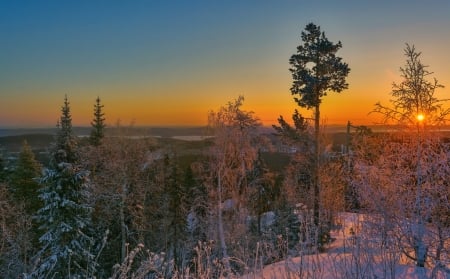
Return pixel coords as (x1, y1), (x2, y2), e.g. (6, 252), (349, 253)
(90, 96), (106, 146)
(289, 23), (350, 246)
(31, 95), (96, 278)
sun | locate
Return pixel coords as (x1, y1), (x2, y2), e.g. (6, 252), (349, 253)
(417, 113), (425, 122)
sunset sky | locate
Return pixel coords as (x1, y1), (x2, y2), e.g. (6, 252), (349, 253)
(1, 1), (449, 127)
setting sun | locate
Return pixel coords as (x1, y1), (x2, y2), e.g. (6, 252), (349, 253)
(417, 113), (425, 122)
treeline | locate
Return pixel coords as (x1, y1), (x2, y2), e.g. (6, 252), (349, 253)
(0, 94), (321, 278)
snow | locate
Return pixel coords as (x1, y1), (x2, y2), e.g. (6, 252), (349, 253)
(241, 213), (449, 279)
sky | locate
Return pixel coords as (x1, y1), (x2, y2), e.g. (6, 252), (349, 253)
(1, 1), (449, 128)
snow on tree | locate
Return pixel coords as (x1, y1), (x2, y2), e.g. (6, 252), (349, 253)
(53, 95), (78, 165)
(0, 182), (34, 276)
(353, 134), (450, 270)
(247, 151), (277, 236)
(206, 96), (261, 274)
(82, 125), (156, 275)
(7, 140), (43, 271)
(273, 111), (347, 248)
(355, 44), (450, 270)
(30, 95), (96, 278)
(373, 44), (448, 126)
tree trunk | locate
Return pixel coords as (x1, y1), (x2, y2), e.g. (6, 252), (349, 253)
(313, 103), (320, 232)
(217, 170), (231, 276)
(120, 182), (127, 262)
(414, 128), (427, 267)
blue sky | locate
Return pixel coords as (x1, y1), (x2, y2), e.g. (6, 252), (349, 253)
(1, 1), (449, 127)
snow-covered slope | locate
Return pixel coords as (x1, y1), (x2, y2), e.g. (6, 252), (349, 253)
(241, 213), (448, 279)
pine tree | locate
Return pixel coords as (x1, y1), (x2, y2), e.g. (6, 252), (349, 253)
(289, 23), (350, 246)
(31, 95), (95, 278)
(90, 97), (106, 146)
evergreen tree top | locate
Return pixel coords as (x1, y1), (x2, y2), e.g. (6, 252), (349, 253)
(15, 140), (41, 173)
(90, 96), (106, 146)
(52, 95), (78, 165)
(289, 22), (350, 109)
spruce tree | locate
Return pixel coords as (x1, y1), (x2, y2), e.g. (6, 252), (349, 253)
(31, 95), (95, 278)
(90, 96), (106, 146)
(163, 154), (187, 268)
(10, 140), (42, 215)
(248, 151), (276, 235)
(184, 165), (208, 243)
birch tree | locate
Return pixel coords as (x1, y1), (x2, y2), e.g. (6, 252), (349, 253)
(357, 44), (450, 269)
(207, 96), (260, 275)
(83, 126), (155, 275)
(0, 183), (33, 276)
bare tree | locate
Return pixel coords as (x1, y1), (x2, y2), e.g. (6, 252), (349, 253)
(206, 96), (261, 275)
(0, 183), (33, 276)
(353, 134), (450, 270)
(82, 124), (156, 275)
(373, 44), (448, 126)
(359, 44), (450, 269)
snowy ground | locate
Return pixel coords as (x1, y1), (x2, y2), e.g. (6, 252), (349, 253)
(241, 213), (448, 279)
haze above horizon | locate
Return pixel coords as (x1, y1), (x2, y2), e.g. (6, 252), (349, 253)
(1, 1), (449, 128)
